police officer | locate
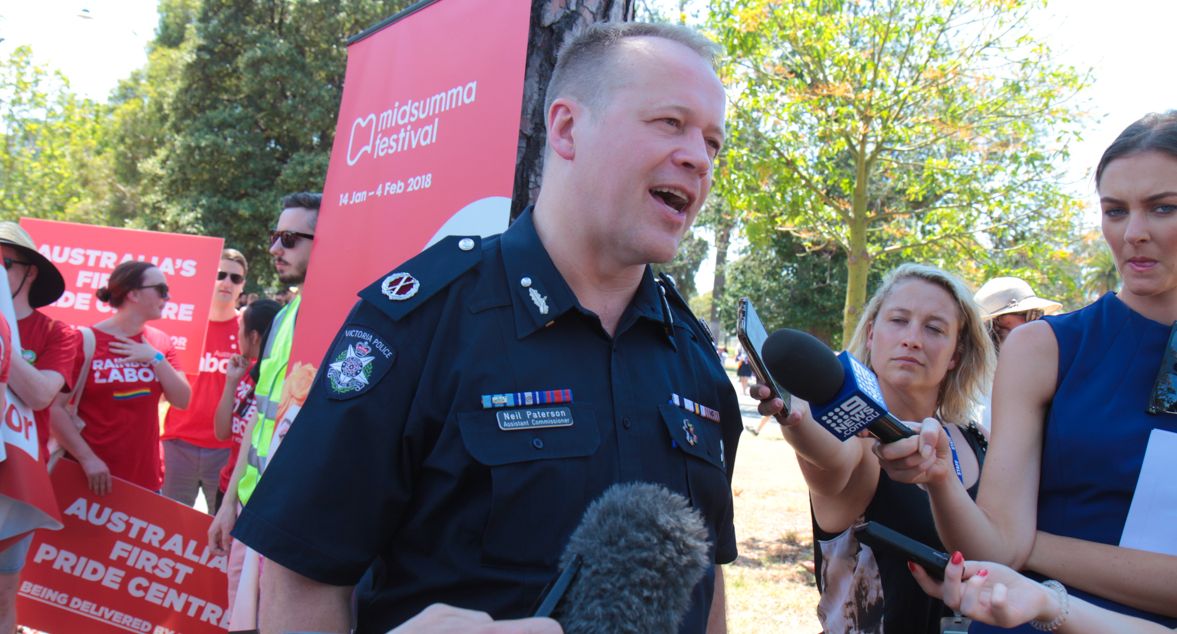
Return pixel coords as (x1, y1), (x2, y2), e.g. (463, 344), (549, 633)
(233, 22), (739, 634)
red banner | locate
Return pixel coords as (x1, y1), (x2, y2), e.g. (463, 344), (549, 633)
(16, 460), (228, 634)
(288, 0), (531, 371)
(19, 219), (224, 375)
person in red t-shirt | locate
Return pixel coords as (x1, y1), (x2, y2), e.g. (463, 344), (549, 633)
(62, 260), (192, 492)
(0, 222), (80, 630)
(161, 249), (248, 512)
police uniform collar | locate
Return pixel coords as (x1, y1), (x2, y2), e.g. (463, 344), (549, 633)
(500, 207), (579, 337)
(500, 209), (674, 342)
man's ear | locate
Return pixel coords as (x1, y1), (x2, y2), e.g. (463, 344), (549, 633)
(546, 98), (579, 161)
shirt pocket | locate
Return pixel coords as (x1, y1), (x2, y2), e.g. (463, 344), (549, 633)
(658, 403), (732, 555)
(458, 404), (600, 569)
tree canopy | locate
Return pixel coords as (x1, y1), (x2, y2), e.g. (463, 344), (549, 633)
(709, 0), (1091, 342)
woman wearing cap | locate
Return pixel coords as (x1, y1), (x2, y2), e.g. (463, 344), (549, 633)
(879, 112), (1177, 632)
(974, 277), (1062, 349)
(64, 260), (191, 493)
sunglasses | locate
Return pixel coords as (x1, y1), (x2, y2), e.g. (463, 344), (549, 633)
(217, 270), (245, 284)
(2, 257), (30, 270)
(270, 230), (315, 249)
(138, 283), (170, 299)
(1148, 321), (1177, 415)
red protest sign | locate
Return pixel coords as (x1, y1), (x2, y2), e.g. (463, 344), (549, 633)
(18, 218), (224, 375)
(289, 0), (530, 371)
(16, 460), (229, 634)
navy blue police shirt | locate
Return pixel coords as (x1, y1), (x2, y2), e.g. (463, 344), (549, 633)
(233, 208), (742, 634)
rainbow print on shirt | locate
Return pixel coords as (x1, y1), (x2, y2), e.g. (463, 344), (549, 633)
(113, 388), (152, 400)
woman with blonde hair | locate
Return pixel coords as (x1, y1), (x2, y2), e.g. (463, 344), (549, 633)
(755, 262), (996, 633)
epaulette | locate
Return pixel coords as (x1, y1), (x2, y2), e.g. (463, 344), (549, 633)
(357, 235), (482, 322)
(656, 272), (716, 346)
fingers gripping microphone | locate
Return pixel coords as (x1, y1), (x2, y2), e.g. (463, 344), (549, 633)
(536, 482), (711, 634)
(762, 328), (914, 443)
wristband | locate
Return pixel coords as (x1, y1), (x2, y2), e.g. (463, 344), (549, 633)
(151, 351), (166, 367)
(1030, 579), (1069, 631)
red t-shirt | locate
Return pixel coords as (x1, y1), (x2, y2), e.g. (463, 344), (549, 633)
(162, 316), (240, 448)
(219, 373), (257, 492)
(77, 326), (178, 491)
(18, 310), (81, 458)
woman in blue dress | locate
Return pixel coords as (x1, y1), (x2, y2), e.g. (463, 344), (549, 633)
(879, 111), (1177, 631)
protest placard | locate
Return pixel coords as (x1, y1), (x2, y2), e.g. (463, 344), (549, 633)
(16, 460), (228, 634)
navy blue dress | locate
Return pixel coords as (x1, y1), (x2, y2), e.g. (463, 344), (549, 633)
(974, 293), (1177, 632)
(233, 209), (742, 634)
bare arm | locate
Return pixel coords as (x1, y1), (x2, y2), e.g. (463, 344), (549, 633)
(913, 558), (1175, 634)
(110, 335), (192, 408)
(1027, 532), (1177, 618)
(754, 388), (879, 533)
(258, 559), (352, 634)
(48, 393), (111, 494)
(208, 415), (255, 554)
(906, 323), (1056, 564)
(706, 566), (726, 634)
(154, 358), (191, 409)
(7, 355), (65, 410)
(213, 356), (249, 441)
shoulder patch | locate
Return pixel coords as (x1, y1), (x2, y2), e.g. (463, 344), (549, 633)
(325, 324), (396, 400)
(357, 235), (483, 322)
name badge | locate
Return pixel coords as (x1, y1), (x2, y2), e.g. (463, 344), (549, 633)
(496, 406), (574, 431)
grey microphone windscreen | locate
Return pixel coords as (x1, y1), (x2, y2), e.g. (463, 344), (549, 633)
(552, 482), (711, 634)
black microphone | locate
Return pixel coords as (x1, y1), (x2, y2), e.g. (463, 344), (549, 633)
(534, 482), (711, 634)
(762, 328), (914, 443)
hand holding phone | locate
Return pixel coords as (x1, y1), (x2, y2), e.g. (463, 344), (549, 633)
(736, 298), (790, 415)
(853, 521), (949, 580)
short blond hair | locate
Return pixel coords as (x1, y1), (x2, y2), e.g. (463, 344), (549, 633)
(846, 263), (995, 424)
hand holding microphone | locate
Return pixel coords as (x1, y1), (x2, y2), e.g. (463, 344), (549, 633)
(761, 328), (915, 443)
(874, 417), (958, 486)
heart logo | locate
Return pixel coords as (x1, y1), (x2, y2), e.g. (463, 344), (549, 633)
(346, 114), (377, 166)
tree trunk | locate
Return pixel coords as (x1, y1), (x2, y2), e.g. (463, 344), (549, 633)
(511, 0), (635, 220)
(710, 220), (733, 342)
(843, 150), (872, 345)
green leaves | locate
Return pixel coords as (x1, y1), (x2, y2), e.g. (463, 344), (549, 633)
(709, 0), (1090, 342)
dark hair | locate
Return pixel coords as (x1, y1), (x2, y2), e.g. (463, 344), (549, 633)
(243, 298), (282, 381)
(1096, 111), (1177, 186)
(243, 298), (281, 339)
(544, 22), (721, 117)
(222, 248), (248, 276)
(96, 261), (156, 308)
(280, 192), (322, 228)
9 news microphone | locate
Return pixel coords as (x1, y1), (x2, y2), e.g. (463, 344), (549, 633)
(533, 482), (711, 634)
(762, 328), (914, 442)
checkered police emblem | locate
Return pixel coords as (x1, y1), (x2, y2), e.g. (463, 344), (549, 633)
(325, 325), (396, 400)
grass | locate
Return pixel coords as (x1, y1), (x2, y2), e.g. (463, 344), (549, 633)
(724, 383), (822, 633)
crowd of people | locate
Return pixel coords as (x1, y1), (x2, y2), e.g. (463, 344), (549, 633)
(1, 19), (1175, 634)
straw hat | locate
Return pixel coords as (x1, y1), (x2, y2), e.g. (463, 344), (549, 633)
(974, 277), (1061, 320)
(0, 222), (66, 308)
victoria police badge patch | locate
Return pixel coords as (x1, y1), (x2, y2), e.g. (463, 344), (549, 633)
(325, 325), (396, 400)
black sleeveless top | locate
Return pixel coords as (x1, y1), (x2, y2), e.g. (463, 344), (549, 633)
(812, 423), (987, 634)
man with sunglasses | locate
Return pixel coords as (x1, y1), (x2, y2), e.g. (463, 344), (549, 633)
(232, 192), (320, 537)
(0, 222), (82, 631)
(161, 248), (249, 513)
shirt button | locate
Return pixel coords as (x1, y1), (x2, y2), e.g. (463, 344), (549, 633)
(622, 417), (631, 430)
(531, 437), (544, 449)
